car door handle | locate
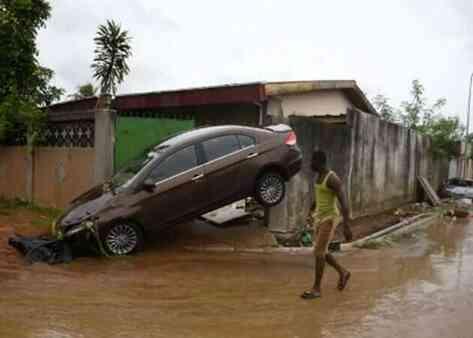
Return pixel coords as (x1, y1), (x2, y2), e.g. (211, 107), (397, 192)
(192, 173), (205, 181)
(247, 152), (259, 159)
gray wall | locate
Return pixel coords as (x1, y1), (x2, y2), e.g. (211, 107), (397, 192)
(348, 109), (448, 217)
(268, 109), (450, 233)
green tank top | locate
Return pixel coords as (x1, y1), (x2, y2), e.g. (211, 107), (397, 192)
(315, 171), (340, 220)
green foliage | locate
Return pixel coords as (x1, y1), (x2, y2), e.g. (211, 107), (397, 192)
(0, 0), (51, 100)
(92, 20), (132, 96)
(422, 117), (463, 159)
(0, 93), (45, 146)
(0, 197), (62, 225)
(374, 80), (461, 159)
(33, 66), (64, 107)
(68, 82), (97, 100)
(400, 80), (447, 131)
(0, 0), (64, 145)
(373, 94), (398, 123)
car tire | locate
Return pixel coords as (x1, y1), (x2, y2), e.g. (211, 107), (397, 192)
(102, 222), (144, 256)
(255, 172), (286, 207)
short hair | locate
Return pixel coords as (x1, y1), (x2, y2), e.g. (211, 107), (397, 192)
(312, 150), (327, 166)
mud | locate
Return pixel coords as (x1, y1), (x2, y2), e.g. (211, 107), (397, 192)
(1, 215), (473, 338)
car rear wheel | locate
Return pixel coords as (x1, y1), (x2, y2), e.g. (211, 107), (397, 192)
(255, 172), (286, 207)
(103, 222), (144, 256)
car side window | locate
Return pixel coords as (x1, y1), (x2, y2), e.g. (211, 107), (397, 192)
(238, 135), (256, 149)
(148, 145), (197, 183)
(202, 135), (241, 162)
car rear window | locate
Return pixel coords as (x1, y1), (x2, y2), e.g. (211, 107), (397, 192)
(202, 135), (240, 162)
(238, 135), (256, 148)
(148, 145), (197, 182)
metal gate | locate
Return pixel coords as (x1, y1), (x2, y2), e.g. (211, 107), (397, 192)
(114, 116), (195, 171)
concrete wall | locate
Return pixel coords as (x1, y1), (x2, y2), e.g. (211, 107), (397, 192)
(0, 146), (95, 208)
(33, 147), (95, 208)
(268, 109), (450, 233)
(449, 158), (473, 179)
(269, 90), (353, 118)
(349, 109), (449, 217)
(0, 147), (29, 201)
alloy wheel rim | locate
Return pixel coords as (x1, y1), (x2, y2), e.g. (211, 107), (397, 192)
(105, 224), (138, 255)
(259, 175), (284, 204)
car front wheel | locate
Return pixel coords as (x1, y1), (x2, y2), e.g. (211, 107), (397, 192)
(103, 222), (144, 256)
(255, 172), (286, 207)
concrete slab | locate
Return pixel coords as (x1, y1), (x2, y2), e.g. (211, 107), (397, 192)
(201, 200), (249, 225)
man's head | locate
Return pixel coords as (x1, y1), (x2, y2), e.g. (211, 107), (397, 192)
(311, 150), (327, 173)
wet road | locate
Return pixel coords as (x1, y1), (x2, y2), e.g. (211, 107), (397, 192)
(1, 218), (473, 338)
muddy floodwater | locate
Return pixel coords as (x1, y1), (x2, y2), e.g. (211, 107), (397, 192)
(1, 218), (473, 338)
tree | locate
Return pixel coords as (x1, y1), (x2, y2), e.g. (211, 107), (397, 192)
(0, 0), (63, 145)
(373, 94), (398, 123)
(423, 117), (463, 159)
(400, 79), (446, 131)
(68, 82), (97, 100)
(91, 20), (132, 97)
(374, 80), (462, 159)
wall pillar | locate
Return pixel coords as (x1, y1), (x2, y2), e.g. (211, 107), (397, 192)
(26, 148), (33, 202)
(94, 108), (116, 184)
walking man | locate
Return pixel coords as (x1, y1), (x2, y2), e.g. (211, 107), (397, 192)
(301, 150), (352, 300)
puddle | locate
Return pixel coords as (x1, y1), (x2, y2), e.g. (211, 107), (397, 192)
(1, 219), (473, 338)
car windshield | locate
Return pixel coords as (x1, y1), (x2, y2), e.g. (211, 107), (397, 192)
(111, 147), (167, 188)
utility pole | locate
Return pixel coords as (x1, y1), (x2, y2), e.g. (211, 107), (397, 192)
(464, 73), (473, 178)
(467, 73), (473, 136)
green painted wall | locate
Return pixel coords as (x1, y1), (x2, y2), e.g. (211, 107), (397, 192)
(115, 116), (194, 171)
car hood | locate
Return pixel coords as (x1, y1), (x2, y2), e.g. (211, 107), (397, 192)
(57, 185), (115, 228)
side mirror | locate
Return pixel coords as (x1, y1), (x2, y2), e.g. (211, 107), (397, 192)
(142, 178), (156, 192)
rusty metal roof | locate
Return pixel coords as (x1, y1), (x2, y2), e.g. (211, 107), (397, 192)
(48, 80), (377, 117)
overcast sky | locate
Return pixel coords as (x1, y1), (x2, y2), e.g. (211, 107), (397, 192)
(38, 0), (473, 122)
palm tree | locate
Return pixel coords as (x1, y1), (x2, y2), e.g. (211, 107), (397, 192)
(91, 20), (132, 99)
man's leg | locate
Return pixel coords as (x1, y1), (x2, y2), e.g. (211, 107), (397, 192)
(313, 253), (326, 294)
(326, 253), (351, 290)
(302, 219), (332, 299)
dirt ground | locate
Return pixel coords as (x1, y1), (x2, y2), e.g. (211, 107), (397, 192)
(2, 206), (473, 338)
(342, 209), (402, 241)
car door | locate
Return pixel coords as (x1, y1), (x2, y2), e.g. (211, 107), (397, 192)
(234, 134), (260, 195)
(200, 134), (250, 207)
(138, 145), (208, 227)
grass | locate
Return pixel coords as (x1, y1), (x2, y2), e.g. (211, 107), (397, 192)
(0, 197), (63, 226)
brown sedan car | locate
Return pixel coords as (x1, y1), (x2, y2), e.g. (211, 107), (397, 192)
(55, 124), (302, 255)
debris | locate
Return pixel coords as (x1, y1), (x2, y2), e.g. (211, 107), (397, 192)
(458, 198), (472, 205)
(8, 235), (73, 264)
(454, 209), (469, 218)
(201, 200), (250, 225)
(417, 176), (441, 206)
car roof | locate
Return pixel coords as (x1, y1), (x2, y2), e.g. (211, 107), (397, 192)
(155, 125), (263, 149)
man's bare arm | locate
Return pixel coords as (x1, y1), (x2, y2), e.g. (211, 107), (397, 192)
(327, 173), (352, 241)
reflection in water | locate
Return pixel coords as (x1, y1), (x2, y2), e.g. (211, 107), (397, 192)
(1, 219), (473, 338)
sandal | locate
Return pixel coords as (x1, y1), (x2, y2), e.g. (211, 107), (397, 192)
(301, 290), (321, 299)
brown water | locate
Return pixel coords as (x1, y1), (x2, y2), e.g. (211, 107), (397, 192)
(1, 218), (473, 338)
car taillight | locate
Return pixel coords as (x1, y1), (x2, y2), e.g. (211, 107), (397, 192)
(284, 131), (297, 146)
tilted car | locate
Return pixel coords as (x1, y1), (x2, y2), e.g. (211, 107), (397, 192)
(54, 124), (302, 255)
